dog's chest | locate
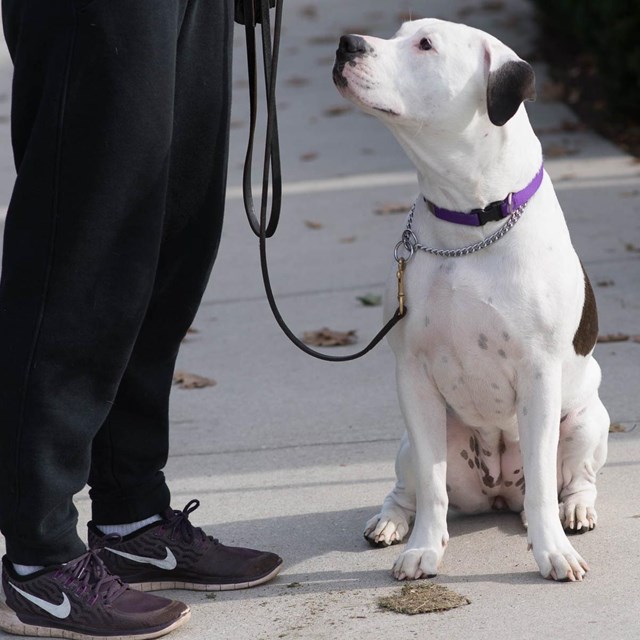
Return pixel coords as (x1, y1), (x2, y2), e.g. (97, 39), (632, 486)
(404, 260), (520, 427)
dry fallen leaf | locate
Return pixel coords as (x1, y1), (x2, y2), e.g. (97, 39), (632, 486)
(300, 151), (318, 162)
(181, 326), (200, 343)
(544, 143), (579, 158)
(285, 75), (310, 87)
(561, 120), (587, 132)
(379, 583), (470, 615)
(540, 80), (565, 102)
(536, 121), (587, 135)
(299, 5), (317, 19)
(304, 220), (323, 229)
(597, 333), (630, 343)
(302, 327), (357, 347)
(173, 371), (216, 389)
(609, 423), (627, 433)
(375, 202), (411, 215)
(323, 105), (352, 117)
(307, 34), (335, 45)
(596, 279), (615, 287)
(357, 293), (382, 306)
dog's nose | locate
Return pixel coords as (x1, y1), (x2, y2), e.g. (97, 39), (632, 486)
(336, 35), (372, 60)
(339, 35), (369, 54)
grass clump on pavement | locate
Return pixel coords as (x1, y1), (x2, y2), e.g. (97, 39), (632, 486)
(378, 583), (470, 615)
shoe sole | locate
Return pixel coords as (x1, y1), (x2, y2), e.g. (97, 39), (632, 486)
(128, 561), (283, 592)
(0, 599), (190, 640)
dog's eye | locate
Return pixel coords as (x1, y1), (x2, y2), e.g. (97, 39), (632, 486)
(419, 37), (432, 51)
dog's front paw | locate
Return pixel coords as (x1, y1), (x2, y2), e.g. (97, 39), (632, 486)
(392, 547), (444, 580)
(530, 539), (589, 582)
(364, 508), (411, 547)
(559, 500), (597, 534)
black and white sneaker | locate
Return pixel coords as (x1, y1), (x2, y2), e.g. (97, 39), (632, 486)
(0, 551), (189, 639)
(89, 499), (283, 592)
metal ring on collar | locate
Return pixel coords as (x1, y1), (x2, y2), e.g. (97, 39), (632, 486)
(394, 239), (414, 262)
(401, 228), (418, 250)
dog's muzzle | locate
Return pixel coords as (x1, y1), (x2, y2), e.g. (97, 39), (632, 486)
(333, 35), (373, 88)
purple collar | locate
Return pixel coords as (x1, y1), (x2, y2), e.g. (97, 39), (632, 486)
(426, 164), (545, 227)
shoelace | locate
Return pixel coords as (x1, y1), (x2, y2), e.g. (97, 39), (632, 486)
(165, 499), (219, 546)
(55, 544), (128, 606)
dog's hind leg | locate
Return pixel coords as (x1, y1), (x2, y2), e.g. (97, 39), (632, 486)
(558, 390), (609, 533)
(364, 432), (416, 547)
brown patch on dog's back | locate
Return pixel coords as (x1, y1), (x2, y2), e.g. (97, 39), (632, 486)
(573, 264), (598, 356)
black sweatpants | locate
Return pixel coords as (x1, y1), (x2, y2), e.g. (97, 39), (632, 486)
(0, 0), (233, 565)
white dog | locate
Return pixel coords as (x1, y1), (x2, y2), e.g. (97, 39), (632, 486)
(333, 19), (608, 582)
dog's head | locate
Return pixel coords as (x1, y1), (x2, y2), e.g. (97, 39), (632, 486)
(332, 18), (535, 131)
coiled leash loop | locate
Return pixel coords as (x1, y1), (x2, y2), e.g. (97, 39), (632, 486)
(237, 0), (407, 362)
(238, 0), (281, 238)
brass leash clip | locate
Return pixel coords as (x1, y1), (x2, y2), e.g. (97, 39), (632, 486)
(396, 258), (406, 316)
(394, 228), (415, 318)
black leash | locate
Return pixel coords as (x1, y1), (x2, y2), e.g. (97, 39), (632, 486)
(237, 0), (407, 362)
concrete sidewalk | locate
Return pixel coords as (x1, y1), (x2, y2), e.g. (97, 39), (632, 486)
(1, 0), (639, 639)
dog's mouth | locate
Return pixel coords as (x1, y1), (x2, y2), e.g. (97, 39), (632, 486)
(332, 62), (349, 89)
(373, 105), (400, 116)
(332, 61), (400, 117)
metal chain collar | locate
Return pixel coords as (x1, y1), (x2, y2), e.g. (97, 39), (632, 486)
(394, 199), (528, 262)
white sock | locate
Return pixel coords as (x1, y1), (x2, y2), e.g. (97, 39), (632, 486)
(96, 514), (162, 537)
(13, 563), (45, 576)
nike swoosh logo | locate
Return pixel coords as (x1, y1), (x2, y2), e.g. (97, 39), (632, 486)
(9, 582), (71, 619)
(105, 546), (177, 570)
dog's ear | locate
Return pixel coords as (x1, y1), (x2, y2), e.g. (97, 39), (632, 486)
(485, 42), (536, 127)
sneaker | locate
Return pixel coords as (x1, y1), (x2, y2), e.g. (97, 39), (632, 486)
(0, 551), (189, 639)
(89, 499), (283, 592)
